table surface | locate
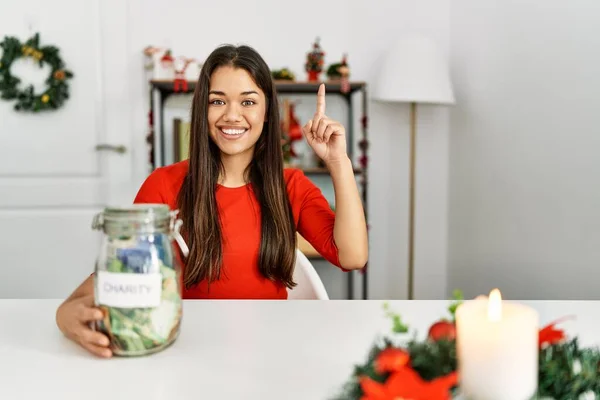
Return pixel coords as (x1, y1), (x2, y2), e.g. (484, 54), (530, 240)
(1, 299), (599, 400)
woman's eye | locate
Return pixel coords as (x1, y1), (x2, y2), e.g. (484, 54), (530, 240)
(210, 99), (224, 105)
(242, 100), (255, 106)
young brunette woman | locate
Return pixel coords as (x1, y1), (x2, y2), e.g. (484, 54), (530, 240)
(55, 44), (368, 358)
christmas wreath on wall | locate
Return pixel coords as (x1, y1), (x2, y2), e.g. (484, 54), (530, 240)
(0, 32), (73, 112)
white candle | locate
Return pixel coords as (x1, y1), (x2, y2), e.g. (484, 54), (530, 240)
(456, 289), (539, 400)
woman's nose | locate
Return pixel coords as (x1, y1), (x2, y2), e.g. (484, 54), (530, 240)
(223, 104), (242, 122)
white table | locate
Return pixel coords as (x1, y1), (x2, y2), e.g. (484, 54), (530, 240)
(1, 300), (599, 400)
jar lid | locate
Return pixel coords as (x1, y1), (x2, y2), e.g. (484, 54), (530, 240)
(104, 204), (170, 220)
(92, 204), (173, 232)
(91, 204), (189, 257)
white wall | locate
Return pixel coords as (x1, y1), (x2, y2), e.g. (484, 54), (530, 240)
(0, 0), (451, 299)
(448, 1), (600, 299)
(0, 0), (141, 299)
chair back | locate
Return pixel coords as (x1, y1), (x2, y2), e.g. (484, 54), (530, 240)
(287, 249), (329, 300)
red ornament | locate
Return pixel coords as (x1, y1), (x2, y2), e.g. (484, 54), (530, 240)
(427, 320), (456, 342)
(359, 155), (368, 169)
(539, 315), (575, 348)
(360, 368), (458, 400)
(359, 139), (369, 151)
(160, 50), (174, 68)
(361, 115), (368, 129)
(374, 347), (410, 374)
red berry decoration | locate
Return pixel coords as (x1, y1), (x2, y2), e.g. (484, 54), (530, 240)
(427, 320), (456, 342)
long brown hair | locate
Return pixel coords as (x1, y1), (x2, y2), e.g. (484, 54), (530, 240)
(177, 44), (297, 290)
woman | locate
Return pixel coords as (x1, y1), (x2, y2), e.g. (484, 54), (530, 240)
(55, 44), (368, 357)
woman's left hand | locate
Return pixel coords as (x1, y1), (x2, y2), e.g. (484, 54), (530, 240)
(302, 84), (348, 165)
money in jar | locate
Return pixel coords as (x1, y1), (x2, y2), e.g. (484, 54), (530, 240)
(91, 204), (188, 356)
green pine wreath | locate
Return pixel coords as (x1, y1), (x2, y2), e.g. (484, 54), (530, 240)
(0, 32), (73, 112)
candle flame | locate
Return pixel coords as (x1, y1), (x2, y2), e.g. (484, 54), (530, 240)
(488, 288), (502, 322)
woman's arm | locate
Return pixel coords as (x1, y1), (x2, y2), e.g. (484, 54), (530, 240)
(301, 83), (368, 270)
(328, 156), (368, 269)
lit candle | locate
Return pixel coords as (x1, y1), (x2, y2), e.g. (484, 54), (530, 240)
(456, 289), (539, 400)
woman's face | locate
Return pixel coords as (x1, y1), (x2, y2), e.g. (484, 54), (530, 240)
(207, 65), (267, 159)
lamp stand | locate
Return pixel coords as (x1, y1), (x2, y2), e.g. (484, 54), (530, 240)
(408, 102), (417, 300)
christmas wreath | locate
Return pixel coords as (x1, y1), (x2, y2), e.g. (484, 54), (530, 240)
(333, 291), (600, 400)
(0, 32), (73, 112)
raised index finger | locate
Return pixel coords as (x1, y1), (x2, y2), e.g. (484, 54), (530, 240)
(316, 83), (326, 116)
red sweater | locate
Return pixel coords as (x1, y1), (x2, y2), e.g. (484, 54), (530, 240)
(133, 160), (341, 299)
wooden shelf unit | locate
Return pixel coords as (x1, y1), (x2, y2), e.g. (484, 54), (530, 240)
(148, 79), (369, 300)
(297, 166), (363, 175)
(150, 79), (366, 96)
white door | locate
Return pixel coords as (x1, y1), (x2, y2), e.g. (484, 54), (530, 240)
(0, 0), (138, 299)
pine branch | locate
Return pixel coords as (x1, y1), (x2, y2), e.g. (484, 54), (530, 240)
(407, 339), (457, 381)
(538, 338), (600, 399)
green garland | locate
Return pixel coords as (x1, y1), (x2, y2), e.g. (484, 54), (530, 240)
(0, 32), (73, 112)
(538, 339), (600, 398)
(333, 294), (600, 400)
(271, 68), (295, 81)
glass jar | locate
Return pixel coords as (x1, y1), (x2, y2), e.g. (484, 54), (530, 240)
(91, 204), (189, 357)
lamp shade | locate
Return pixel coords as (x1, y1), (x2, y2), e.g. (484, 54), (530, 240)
(372, 35), (455, 104)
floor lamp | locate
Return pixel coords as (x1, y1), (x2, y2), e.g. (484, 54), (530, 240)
(372, 36), (455, 300)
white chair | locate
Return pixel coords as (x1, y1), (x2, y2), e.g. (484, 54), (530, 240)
(287, 249), (329, 300)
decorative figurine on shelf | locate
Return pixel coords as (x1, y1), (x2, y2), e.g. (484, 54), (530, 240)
(281, 99), (303, 165)
(143, 46), (157, 71)
(160, 50), (174, 70)
(143, 46), (202, 84)
(304, 37), (325, 82)
(271, 67), (295, 81)
(326, 53), (351, 93)
(173, 57), (193, 92)
(143, 46), (175, 80)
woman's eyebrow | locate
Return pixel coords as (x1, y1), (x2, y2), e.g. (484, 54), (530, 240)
(208, 90), (259, 96)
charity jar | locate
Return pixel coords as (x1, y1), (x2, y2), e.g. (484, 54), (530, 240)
(91, 204), (189, 357)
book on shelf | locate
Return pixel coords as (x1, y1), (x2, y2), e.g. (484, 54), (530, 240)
(173, 118), (191, 162)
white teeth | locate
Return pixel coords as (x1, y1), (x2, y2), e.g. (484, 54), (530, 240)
(221, 128), (246, 135)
